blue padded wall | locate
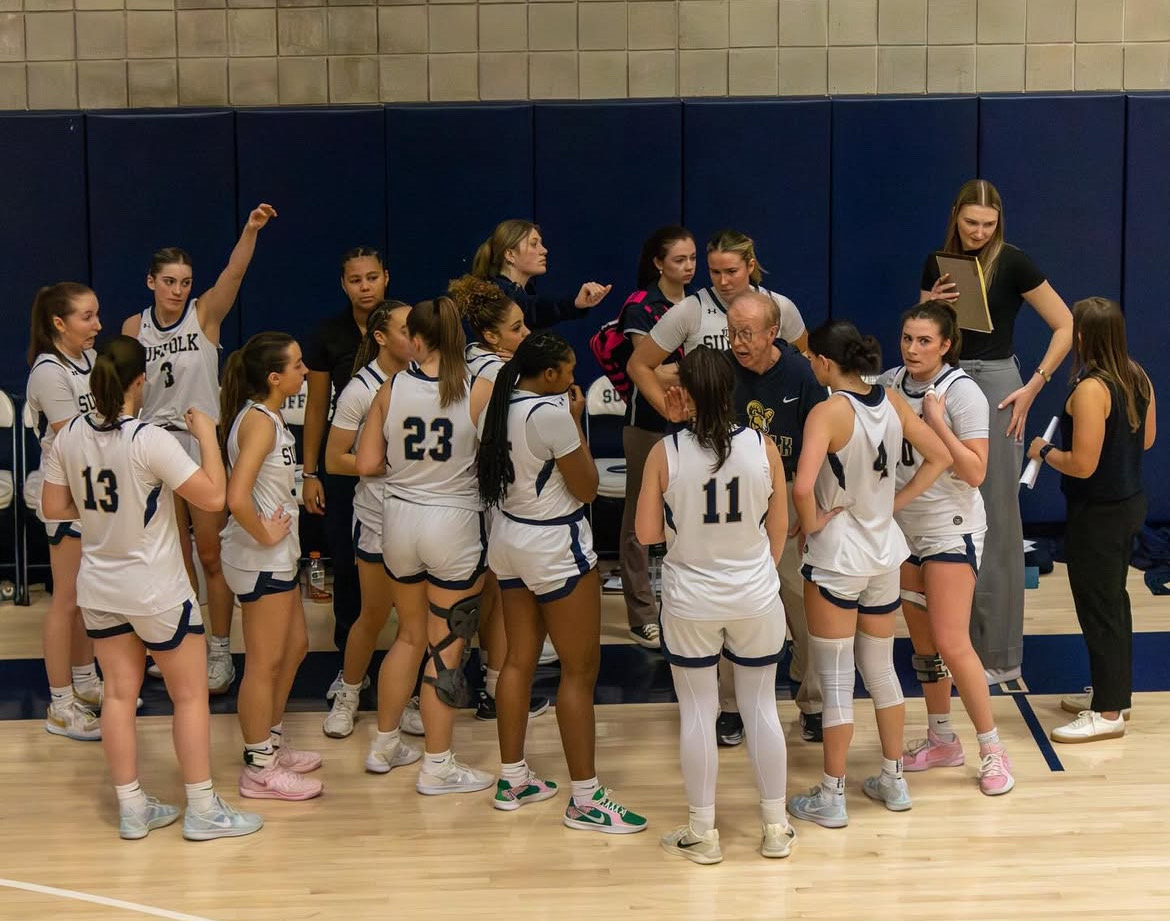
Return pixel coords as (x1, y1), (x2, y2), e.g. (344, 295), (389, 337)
(980, 95), (1126, 521)
(235, 107), (386, 344)
(831, 97), (979, 364)
(385, 104), (533, 304)
(0, 114), (89, 393)
(86, 111), (240, 349)
(1124, 94), (1170, 521)
(683, 98), (832, 330)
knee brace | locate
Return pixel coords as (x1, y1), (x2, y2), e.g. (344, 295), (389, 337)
(810, 635), (855, 729)
(855, 632), (904, 711)
(423, 595), (481, 708)
(900, 588), (927, 609)
(911, 653), (951, 683)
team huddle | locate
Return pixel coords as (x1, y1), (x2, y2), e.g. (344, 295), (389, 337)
(30, 179), (1148, 864)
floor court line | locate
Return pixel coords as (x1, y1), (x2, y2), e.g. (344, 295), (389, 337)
(0, 879), (218, 921)
(1014, 695), (1065, 772)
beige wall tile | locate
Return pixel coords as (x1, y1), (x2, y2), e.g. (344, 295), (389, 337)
(0, 63), (27, 108)
(1125, 1), (1170, 42)
(427, 50), (477, 98)
(0, 0), (18, 11)
(479, 4), (526, 52)
(579, 2), (626, 50)
(127, 58), (176, 104)
(628, 1), (674, 49)
(278, 55), (326, 102)
(1025, 43), (1073, 89)
(778, 45), (826, 93)
(729, 46), (777, 93)
(1076, 0), (1123, 42)
(24, 0), (73, 10)
(177, 0), (225, 9)
(77, 0), (128, 11)
(679, 0), (728, 49)
(228, 55), (276, 103)
(229, 0), (275, 8)
(25, 12), (76, 61)
(28, 60), (76, 107)
(1027, 0), (1075, 43)
(479, 49), (527, 98)
(828, 0), (876, 45)
(428, 5), (476, 53)
(628, 47), (676, 95)
(178, 55), (227, 102)
(877, 43), (924, 92)
(679, 48), (727, 95)
(127, 11), (176, 58)
(177, 10), (227, 57)
(329, 53), (377, 100)
(828, 44), (875, 91)
(529, 49), (577, 96)
(975, 42), (1024, 91)
(128, 0), (175, 10)
(579, 48), (626, 95)
(77, 12), (127, 60)
(878, 0), (924, 45)
(78, 59), (126, 106)
(1124, 42), (1170, 88)
(529, 3), (576, 50)
(379, 52), (427, 100)
(1074, 41), (1122, 88)
(978, 0), (1025, 44)
(329, 8), (377, 55)
(926, 43), (974, 91)
(0, 13), (24, 62)
(779, 0), (826, 46)
(379, 6), (426, 54)
(276, 0), (317, 7)
(731, 0), (778, 48)
(278, 8), (326, 55)
(927, 0), (975, 45)
(228, 9), (276, 55)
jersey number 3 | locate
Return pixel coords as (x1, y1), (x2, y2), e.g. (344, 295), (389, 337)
(403, 417), (453, 462)
(82, 466), (119, 513)
(160, 362), (175, 388)
(702, 477), (742, 524)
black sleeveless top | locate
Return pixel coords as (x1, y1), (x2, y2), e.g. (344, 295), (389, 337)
(1060, 371), (1148, 504)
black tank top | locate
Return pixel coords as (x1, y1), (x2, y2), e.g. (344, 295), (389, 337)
(1060, 372), (1147, 504)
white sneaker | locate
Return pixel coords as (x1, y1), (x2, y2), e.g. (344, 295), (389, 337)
(862, 773), (913, 812)
(1061, 687), (1131, 721)
(45, 701), (101, 741)
(415, 757), (494, 795)
(399, 696), (424, 736)
(1051, 710), (1126, 744)
(74, 683), (143, 711)
(326, 669), (369, 701)
(207, 653), (236, 696)
(538, 639), (559, 666)
(183, 794), (263, 841)
(661, 825), (722, 865)
(146, 663), (163, 679)
(761, 822), (797, 859)
(323, 687), (360, 739)
(364, 738), (421, 774)
(119, 796), (180, 840)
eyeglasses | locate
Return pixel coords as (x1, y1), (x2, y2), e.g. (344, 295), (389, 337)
(726, 326), (774, 344)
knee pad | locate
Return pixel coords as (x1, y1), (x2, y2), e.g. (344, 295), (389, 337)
(900, 589), (927, 609)
(855, 632), (904, 711)
(423, 595), (481, 708)
(912, 652), (950, 684)
(810, 635), (855, 729)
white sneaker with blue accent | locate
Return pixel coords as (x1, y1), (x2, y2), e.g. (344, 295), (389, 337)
(787, 786), (849, 828)
(182, 794), (264, 841)
(120, 796), (180, 840)
(863, 773), (913, 812)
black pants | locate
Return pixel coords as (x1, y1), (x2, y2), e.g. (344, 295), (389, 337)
(321, 471), (361, 652)
(1064, 492), (1146, 713)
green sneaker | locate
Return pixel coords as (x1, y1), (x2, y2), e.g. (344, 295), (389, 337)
(562, 787), (647, 835)
(492, 773), (559, 811)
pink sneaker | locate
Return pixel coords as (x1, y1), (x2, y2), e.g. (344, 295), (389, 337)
(902, 730), (965, 772)
(239, 762), (323, 801)
(977, 746), (1015, 796)
(275, 744), (322, 774)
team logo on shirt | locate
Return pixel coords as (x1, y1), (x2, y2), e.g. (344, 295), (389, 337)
(953, 515), (963, 526)
(745, 400), (775, 435)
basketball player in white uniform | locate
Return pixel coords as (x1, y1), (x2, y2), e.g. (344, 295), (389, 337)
(355, 297), (495, 793)
(122, 203), (277, 694)
(41, 335), (263, 841)
(320, 300), (413, 738)
(877, 302), (1014, 795)
(636, 347), (794, 864)
(26, 282), (104, 741)
(788, 320), (950, 829)
(219, 332), (322, 802)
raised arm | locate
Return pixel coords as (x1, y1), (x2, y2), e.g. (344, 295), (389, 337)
(195, 203), (277, 334)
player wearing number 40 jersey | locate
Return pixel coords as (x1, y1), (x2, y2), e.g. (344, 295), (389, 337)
(41, 335), (262, 841)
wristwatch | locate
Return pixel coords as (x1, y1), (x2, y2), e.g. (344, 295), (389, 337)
(1039, 443), (1055, 462)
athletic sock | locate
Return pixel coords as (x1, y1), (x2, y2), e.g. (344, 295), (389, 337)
(268, 723), (284, 748)
(72, 663), (98, 684)
(49, 685), (74, 708)
(423, 749), (453, 774)
(571, 777), (600, 803)
(688, 804), (715, 835)
(929, 713), (957, 741)
(375, 729), (400, 749)
(976, 727), (1001, 751)
(244, 740), (275, 768)
(500, 759), (529, 786)
(114, 779), (149, 814)
(485, 667), (500, 700)
(340, 680), (363, 695)
(821, 772), (845, 798)
(208, 635), (230, 656)
(185, 779), (216, 814)
(760, 797), (787, 827)
(882, 757), (903, 780)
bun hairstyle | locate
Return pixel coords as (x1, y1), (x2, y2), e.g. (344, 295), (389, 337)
(352, 299), (410, 375)
(90, 335), (146, 428)
(806, 319), (882, 376)
(471, 220), (538, 279)
(901, 300), (963, 366)
(447, 274), (515, 341)
(677, 347), (737, 473)
(28, 282), (93, 366)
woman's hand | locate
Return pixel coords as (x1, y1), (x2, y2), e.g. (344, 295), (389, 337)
(246, 203), (277, 232)
(1026, 436), (1049, 462)
(567, 383), (585, 421)
(928, 272), (960, 302)
(803, 506), (843, 536)
(302, 477), (325, 515)
(999, 383), (1039, 442)
(574, 282), (612, 310)
(662, 385), (693, 424)
(185, 408), (217, 443)
(922, 387), (946, 429)
(259, 507), (293, 546)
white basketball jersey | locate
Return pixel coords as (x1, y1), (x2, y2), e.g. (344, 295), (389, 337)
(803, 388), (909, 575)
(44, 415), (198, 615)
(138, 300), (221, 427)
(661, 426), (779, 619)
(886, 365), (988, 538)
(220, 402), (301, 572)
(498, 393), (581, 522)
(383, 367), (481, 511)
(26, 350), (97, 463)
(466, 343), (505, 385)
(332, 360), (388, 524)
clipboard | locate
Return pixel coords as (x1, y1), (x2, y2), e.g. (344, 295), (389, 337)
(932, 252), (993, 333)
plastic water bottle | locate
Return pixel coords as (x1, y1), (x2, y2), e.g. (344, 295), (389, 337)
(647, 543), (666, 610)
(306, 552), (331, 602)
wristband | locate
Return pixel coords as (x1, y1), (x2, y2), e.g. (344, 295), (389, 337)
(1036, 367), (1052, 384)
(302, 472), (320, 479)
(1039, 443), (1055, 463)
